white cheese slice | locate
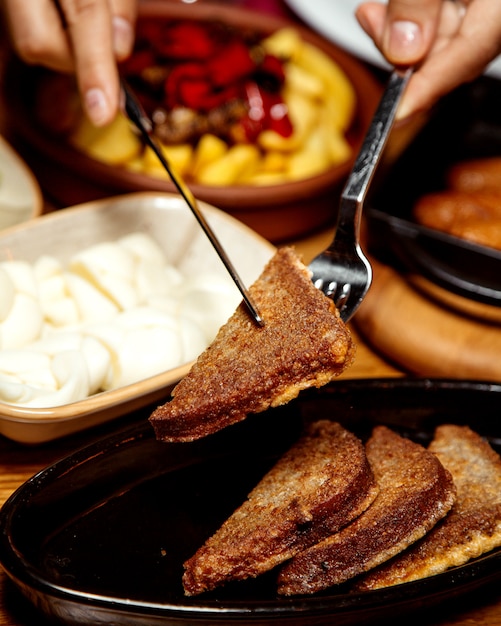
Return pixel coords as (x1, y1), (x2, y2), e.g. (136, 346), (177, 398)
(0, 293), (43, 349)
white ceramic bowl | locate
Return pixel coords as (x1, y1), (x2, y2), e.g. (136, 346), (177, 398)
(0, 135), (42, 229)
(0, 192), (275, 444)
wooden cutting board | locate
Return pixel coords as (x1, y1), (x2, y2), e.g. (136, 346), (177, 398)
(354, 257), (501, 382)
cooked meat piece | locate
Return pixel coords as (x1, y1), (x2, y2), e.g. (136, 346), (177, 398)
(448, 157), (501, 194)
(413, 190), (501, 250)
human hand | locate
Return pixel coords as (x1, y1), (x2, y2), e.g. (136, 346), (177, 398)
(3, 0), (138, 127)
(356, 1), (501, 119)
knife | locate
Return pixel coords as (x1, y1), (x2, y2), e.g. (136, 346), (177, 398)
(121, 80), (264, 326)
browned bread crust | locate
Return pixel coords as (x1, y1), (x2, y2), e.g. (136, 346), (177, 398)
(182, 420), (378, 596)
(150, 247), (355, 442)
(277, 426), (456, 595)
(356, 425), (501, 590)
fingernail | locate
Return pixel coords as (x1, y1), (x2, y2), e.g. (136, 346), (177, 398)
(112, 16), (134, 59)
(386, 21), (422, 62)
(84, 88), (111, 126)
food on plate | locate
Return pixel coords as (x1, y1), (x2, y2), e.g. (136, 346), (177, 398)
(356, 425), (501, 590)
(0, 232), (240, 408)
(413, 157), (501, 251)
(183, 420), (378, 596)
(67, 20), (355, 185)
(447, 156), (501, 195)
(413, 190), (501, 250)
(178, 419), (501, 596)
(149, 247), (355, 442)
(277, 426), (455, 595)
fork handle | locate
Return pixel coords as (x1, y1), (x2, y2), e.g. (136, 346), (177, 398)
(343, 69), (412, 203)
(334, 69), (412, 250)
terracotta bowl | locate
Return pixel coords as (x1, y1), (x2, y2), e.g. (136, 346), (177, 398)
(4, 2), (382, 242)
(0, 192), (275, 444)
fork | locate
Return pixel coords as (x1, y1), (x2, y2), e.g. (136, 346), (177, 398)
(309, 69), (412, 322)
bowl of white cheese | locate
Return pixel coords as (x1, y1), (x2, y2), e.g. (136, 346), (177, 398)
(0, 192), (275, 443)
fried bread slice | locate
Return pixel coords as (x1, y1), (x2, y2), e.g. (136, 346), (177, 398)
(356, 425), (501, 590)
(183, 420), (378, 596)
(277, 426), (456, 595)
(150, 247), (355, 442)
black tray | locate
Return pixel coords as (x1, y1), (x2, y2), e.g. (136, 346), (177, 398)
(1, 378), (500, 625)
(367, 76), (501, 306)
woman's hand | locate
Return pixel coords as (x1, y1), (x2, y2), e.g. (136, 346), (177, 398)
(356, 1), (501, 119)
(3, 0), (138, 126)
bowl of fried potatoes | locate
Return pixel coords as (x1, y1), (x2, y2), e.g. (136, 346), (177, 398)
(5, 2), (382, 242)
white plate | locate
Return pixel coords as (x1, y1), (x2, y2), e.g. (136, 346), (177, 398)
(0, 135), (43, 229)
(285, 0), (501, 77)
(286, 0), (389, 69)
(0, 192), (275, 444)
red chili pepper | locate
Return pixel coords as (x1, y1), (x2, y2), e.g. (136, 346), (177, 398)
(239, 114), (264, 142)
(177, 79), (214, 110)
(242, 82), (292, 139)
(164, 63), (206, 108)
(120, 49), (156, 75)
(128, 17), (295, 138)
(165, 63), (242, 110)
(259, 54), (286, 84)
(156, 21), (218, 60)
(135, 20), (164, 45)
(263, 91), (292, 136)
(269, 104), (293, 137)
(239, 82), (265, 141)
(207, 39), (257, 87)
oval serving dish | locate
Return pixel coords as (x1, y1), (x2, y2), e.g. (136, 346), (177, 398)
(0, 378), (499, 625)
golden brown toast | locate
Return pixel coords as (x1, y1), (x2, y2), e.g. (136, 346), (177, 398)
(356, 425), (501, 590)
(182, 420), (378, 596)
(277, 426), (456, 595)
(150, 247), (355, 442)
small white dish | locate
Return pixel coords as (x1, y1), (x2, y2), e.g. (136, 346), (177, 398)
(285, 0), (501, 77)
(286, 0), (389, 70)
(0, 135), (43, 229)
(0, 192), (275, 444)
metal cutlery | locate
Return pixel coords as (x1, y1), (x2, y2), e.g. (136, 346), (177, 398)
(309, 69), (412, 322)
(121, 81), (264, 326)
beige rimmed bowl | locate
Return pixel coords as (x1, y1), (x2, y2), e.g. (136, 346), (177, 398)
(0, 192), (275, 444)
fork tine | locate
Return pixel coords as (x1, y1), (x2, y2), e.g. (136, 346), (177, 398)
(309, 69), (412, 323)
(334, 283), (351, 310)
